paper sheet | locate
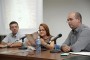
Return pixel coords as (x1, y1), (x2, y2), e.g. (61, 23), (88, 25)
(69, 52), (90, 56)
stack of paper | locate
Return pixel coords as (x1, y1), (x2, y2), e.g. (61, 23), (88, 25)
(69, 52), (90, 56)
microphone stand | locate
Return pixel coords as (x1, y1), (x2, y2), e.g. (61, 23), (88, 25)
(19, 38), (27, 50)
(50, 44), (61, 53)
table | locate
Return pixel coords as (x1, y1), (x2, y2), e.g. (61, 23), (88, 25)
(0, 48), (65, 60)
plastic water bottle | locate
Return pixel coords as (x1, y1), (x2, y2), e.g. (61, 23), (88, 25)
(36, 36), (41, 53)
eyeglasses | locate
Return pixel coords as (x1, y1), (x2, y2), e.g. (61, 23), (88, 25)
(67, 18), (73, 22)
(38, 29), (45, 32)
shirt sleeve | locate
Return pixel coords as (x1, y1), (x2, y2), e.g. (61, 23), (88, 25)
(17, 34), (27, 43)
(62, 31), (72, 45)
(71, 29), (90, 52)
(2, 35), (9, 43)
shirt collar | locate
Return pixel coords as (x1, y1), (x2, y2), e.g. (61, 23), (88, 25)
(72, 24), (83, 34)
(11, 32), (18, 38)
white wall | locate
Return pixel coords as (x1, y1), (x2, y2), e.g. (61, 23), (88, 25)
(0, 0), (90, 45)
(0, 0), (43, 35)
(43, 0), (90, 45)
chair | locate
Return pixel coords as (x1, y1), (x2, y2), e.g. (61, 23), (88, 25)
(0, 35), (6, 43)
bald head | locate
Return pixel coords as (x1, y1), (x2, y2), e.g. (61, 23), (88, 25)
(68, 12), (82, 23)
(67, 12), (82, 30)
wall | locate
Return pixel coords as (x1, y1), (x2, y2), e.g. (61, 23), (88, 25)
(43, 0), (90, 45)
(0, 0), (43, 35)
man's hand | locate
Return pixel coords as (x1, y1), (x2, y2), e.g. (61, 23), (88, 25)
(7, 43), (13, 47)
(61, 44), (71, 52)
(0, 44), (7, 48)
(7, 42), (22, 47)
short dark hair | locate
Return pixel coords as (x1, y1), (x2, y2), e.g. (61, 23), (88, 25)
(75, 12), (82, 23)
(9, 21), (18, 27)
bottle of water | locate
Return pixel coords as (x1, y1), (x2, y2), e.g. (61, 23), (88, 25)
(36, 36), (41, 53)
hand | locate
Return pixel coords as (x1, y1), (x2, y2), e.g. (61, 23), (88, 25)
(7, 43), (13, 47)
(26, 40), (31, 46)
(40, 38), (45, 45)
(62, 44), (71, 52)
(0, 44), (7, 48)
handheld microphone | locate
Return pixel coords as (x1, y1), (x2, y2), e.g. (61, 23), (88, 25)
(48, 34), (62, 44)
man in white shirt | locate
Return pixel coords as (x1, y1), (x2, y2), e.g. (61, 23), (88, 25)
(0, 21), (25, 47)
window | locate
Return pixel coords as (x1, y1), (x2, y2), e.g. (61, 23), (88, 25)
(0, 0), (43, 35)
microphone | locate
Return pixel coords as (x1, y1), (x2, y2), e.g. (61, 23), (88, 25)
(6, 36), (27, 48)
(49, 34), (62, 53)
(48, 34), (62, 44)
(19, 35), (27, 50)
(7, 35), (26, 47)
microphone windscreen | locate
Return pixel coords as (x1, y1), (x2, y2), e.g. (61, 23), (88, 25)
(58, 34), (62, 37)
